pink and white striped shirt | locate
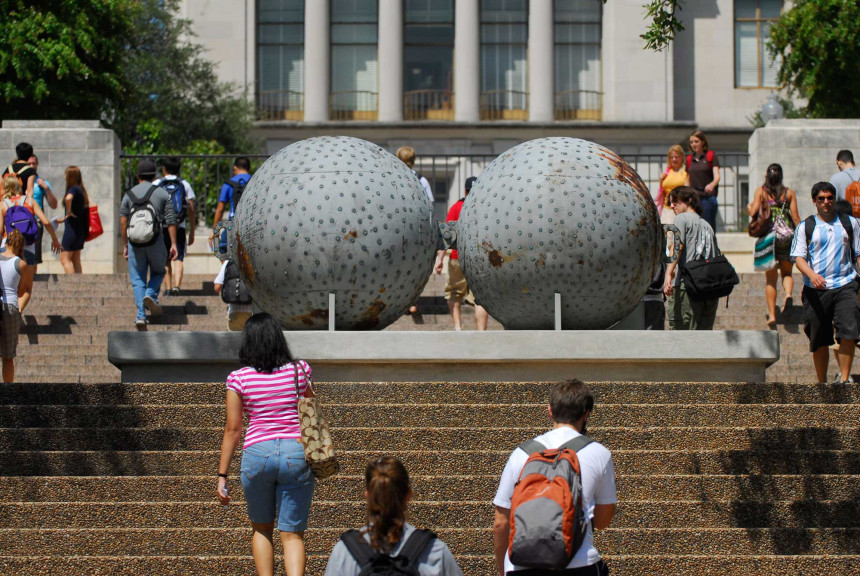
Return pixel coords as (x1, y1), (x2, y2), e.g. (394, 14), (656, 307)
(226, 360), (311, 449)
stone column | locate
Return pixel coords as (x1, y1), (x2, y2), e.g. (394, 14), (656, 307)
(528, 0), (554, 122)
(304, 0), (330, 122)
(455, 0), (480, 122)
(378, 0), (404, 122)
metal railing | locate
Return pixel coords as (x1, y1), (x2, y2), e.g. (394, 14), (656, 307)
(119, 151), (751, 233)
(257, 90), (304, 121)
(480, 90), (528, 120)
(329, 91), (378, 121)
(403, 90), (454, 121)
(554, 90), (602, 121)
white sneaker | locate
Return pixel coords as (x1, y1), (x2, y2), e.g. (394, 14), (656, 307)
(143, 296), (162, 317)
(135, 317), (148, 327)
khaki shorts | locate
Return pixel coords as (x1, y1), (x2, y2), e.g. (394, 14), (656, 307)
(228, 311), (252, 332)
(1, 305), (20, 359)
(445, 259), (475, 304)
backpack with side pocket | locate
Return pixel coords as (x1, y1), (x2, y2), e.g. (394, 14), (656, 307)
(159, 178), (187, 224)
(220, 261), (252, 304)
(842, 173), (860, 218)
(339, 528), (437, 576)
(223, 177), (249, 214)
(4, 197), (38, 245)
(126, 185), (161, 247)
(508, 435), (593, 570)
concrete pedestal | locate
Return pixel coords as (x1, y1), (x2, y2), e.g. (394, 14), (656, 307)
(108, 330), (779, 383)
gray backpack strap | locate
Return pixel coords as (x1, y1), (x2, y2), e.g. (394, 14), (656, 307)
(559, 435), (593, 453)
(517, 439), (546, 455)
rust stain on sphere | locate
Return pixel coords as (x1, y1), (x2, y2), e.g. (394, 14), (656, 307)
(223, 136), (439, 330)
(457, 137), (663, 329)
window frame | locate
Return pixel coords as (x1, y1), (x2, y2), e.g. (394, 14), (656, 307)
(256, 0), (305, 119)
(553, 0), (603, 120)
(329, 0), (380, 119)
(479, 0), (530, 119)
(733, 0), (781, 89)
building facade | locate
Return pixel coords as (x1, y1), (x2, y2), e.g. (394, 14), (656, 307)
(178, 0), (782, 229)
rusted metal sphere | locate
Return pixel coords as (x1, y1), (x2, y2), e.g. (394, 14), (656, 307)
(224, 136), (439, 330)
(457, 137), (663, 329)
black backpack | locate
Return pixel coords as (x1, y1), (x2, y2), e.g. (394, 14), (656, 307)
(160, 178), (187, 224)
(221, 261), (252, 305)
(339, 528), (436, 576)
(223, 177), (249, 213)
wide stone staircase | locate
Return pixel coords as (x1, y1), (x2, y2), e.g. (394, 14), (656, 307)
(0, 272), (857, 574)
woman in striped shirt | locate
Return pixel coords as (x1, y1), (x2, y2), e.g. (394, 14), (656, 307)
(217, 313), (315, 576)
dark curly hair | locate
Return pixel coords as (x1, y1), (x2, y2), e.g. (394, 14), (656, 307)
(238, 313), (293, 373)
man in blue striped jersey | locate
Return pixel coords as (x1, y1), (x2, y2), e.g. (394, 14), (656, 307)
(790, 182), (860, 384)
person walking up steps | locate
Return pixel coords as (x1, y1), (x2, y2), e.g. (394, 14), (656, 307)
(210, 157), (252, 252)
(493, 379), (616, 576)
(119, 159), (177, 327)
(154, 157), (195, 296)
(56, 166), (91, 274)
(26, 154), (58, 272)
(790, 182), (860, 384)
(0, 230), (29, 383)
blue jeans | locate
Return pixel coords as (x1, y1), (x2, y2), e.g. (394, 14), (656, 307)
(240, 438), (315, 531)
(700, 194), (719, 232)
(127, 237), (167, 319)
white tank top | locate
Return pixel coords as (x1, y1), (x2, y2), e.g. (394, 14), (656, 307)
(0, 255), (21, 309)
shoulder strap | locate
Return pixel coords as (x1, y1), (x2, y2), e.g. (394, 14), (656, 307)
(559, 435), (594, 453)
(137, 184), (159, 204)
(517, 439), (546, 455)
(804, 215), (815, 256)
(685, 154), (692, 169)
(706, 150), (715, 168)
(397, 528), (437, 566)
(339, 530), (377, 568)
(838, 213), (856, 262)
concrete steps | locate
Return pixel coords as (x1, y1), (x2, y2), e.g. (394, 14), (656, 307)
(1, 272), (857, 574)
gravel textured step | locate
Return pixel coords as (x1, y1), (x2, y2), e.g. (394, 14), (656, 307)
(2, 450), (858, 476)
(1, 500), (857, 529)
(1, 474), (855, 503)
(3, 403), (856, 429)
(2, 426), (857, 452)
(0, 527), (856, 557)
(4, 381), (858, 406)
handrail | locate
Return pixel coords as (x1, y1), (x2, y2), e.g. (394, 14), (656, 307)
(404, 90), (454, 121)
(480, 90), (528, 120)
(257, 90), (304, 121)
(554, 90), (602, 121)
(329, 91), (378, 121)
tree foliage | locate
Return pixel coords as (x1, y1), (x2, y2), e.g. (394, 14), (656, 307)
(0, 0), (135, 119)
(769, 0), (860, 118)
(641, 0), (685, 51)
(0, 0), (256, 153)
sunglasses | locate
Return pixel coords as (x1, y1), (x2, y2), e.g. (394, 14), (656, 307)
(816, 195), (835, 203)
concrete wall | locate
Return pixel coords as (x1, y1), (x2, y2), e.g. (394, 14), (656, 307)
(749, 119), (860, 221)
(0, 120), (120, 274)
(178, 0), (254, 96)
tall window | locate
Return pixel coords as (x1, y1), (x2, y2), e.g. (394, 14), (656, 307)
(480, 0), (528, 120)
(554, 0), (602, 120)
(404, 0), (455, 120)
(735, 0), (781, 88)
(257, 0), (304, 120)
(331, 0), (378, 120)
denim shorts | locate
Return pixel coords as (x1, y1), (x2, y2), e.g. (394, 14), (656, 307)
(240, 438), (315, 531)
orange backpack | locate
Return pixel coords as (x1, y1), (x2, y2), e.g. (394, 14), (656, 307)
(844, 174), (860, 218)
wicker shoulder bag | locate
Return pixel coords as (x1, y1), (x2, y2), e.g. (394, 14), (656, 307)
(293, 361), (340, 480)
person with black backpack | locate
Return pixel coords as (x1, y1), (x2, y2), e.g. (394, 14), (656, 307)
(209, 157), (252, 252)
(789, 181), (860, 384)
(214, 259), (253, 331)
(119, 159), (178, 327)
(324, 456), (463, 576)
(154, 157), (195, 296)
(493, 379), (616, 576)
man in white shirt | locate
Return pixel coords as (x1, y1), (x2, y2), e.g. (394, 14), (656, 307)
(493, 379), (617, 576)
(214, 260), (254, 331)
(154, 157), (195, 296)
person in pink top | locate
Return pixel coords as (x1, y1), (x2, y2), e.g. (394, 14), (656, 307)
(217, 313), (315, 576)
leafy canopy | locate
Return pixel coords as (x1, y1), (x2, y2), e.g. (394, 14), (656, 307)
(768, 0), (860, 118)
(0, 0), (255, 153)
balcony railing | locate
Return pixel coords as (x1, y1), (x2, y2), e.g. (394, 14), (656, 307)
(480, 90), (528, 121)
(257, 90), (304, 121)
(403, 90), (454, 121)
(330, 91), (378, 121)
(554, 90), (602, 121)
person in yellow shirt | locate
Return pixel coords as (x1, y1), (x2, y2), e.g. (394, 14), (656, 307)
(658, 144), (687, 225)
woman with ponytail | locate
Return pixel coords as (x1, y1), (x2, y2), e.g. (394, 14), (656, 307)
(324, 456), (463, 575)
(747, 163), (800, 328)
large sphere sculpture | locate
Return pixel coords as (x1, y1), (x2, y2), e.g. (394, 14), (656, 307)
(457, 137), (663, 329)
(223, 136), (439, 330)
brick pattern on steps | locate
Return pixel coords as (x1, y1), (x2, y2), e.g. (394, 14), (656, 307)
(1, 273), (858, 575)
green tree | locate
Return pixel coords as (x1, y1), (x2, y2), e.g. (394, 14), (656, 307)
(769, 0), (860, 118)
(0, 0), (136, 119)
